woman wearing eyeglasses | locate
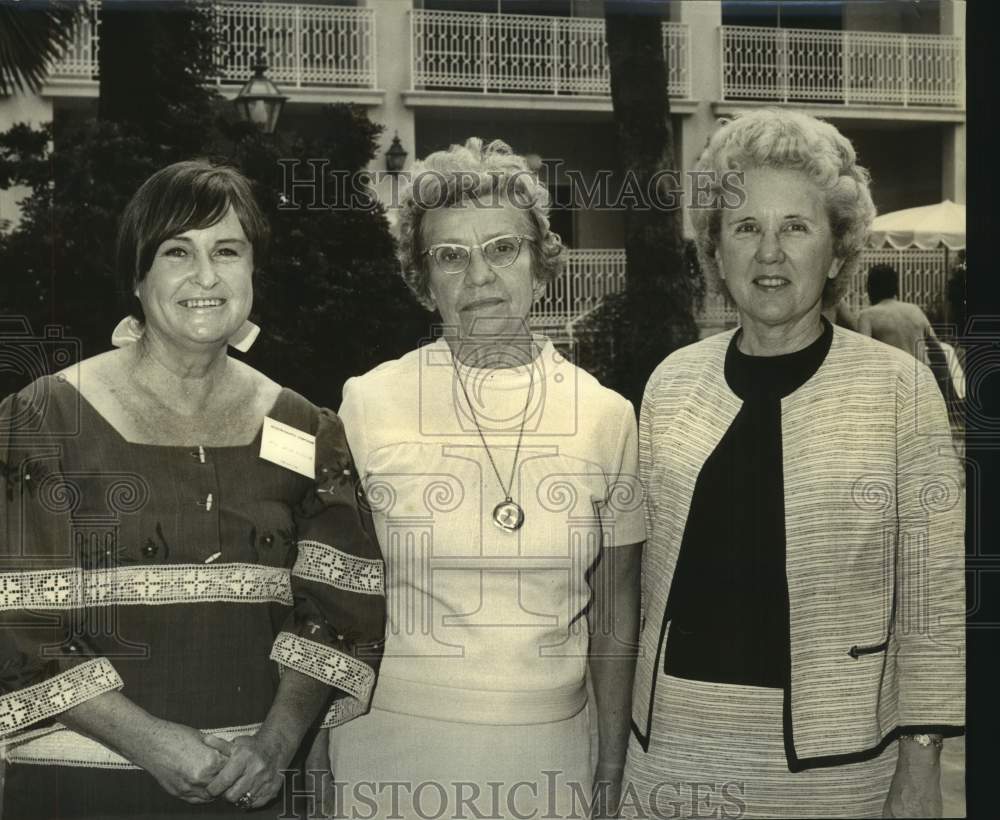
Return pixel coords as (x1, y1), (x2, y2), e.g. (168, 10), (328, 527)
(319, 138), (645, 818)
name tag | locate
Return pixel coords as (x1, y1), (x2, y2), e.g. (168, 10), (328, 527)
(260, 417), (316, 478)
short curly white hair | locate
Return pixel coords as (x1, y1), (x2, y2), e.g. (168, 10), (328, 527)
(690, 108), (876, 308)
(395, 137), (563, 310)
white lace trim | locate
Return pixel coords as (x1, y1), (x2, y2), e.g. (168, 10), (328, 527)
(0, 658), (123, 738)
(292, 540), (384, 595)
(0, 722), (260, 769)
(270, 632), (375, 701)
(0, 563), (293, 610)
(319, 695), (369, 729)
(0, 704), (367, 768)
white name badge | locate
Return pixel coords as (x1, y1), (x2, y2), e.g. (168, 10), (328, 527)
(260, 417), (316, 478)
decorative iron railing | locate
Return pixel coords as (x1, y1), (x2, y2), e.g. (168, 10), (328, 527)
(532, 250), (627, 330)
(48, 1), (377, 89)
(535, 248), (951, 332)
(48, 0), (101, 80)
(411, 10), (691, 98)
(214, 1), (376, 88)
(721, 25), (963, 107)
(700, 248), (952, 325)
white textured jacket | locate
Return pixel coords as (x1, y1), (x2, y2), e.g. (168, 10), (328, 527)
(630, 326), (965, 769)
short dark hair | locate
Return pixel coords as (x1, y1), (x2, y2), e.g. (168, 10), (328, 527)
(866, 263), (899, 304)
(117, 160), (269, 321)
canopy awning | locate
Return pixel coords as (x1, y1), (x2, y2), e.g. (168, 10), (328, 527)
(868, 200), (966, 250)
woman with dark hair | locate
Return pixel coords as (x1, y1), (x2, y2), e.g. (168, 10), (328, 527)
(0, 160), (385, 818)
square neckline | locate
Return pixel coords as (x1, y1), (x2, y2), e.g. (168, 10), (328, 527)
(51, 374), (291, 450)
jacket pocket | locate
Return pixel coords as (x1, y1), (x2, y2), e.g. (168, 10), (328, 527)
(847, 640), (888, 658)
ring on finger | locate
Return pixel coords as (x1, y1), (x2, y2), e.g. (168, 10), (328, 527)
(235, 791), (254, 810)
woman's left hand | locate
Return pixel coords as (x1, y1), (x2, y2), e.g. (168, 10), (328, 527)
(882, 741), (943, 818)
(206, 733), (293, 809)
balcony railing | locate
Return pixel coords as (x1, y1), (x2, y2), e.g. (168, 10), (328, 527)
(721, 25), (963, 107)
(49, 0), (101, 80)
(534, 248), (951, 332)
(532, 250), (627, 330)
(701, 248), (952, 325)
(411, 10), (691, 98)
(48, 1), (377, 90)
(215, 2), (376, 88)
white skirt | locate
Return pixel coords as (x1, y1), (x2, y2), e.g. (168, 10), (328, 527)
(623, 675), (897, 819)
(329, 705), (594, 820)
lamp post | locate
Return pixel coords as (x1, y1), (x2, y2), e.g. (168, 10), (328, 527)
(233, 50), (288, 135)
(385, 133), (408, 175)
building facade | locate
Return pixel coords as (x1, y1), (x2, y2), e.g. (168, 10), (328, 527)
(0, 0), (966, 334)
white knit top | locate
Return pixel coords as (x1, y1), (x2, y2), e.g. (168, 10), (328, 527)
(340, 337), (646, 723)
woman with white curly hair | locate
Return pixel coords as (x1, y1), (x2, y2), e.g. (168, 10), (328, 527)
(324, 138), (645, 818)
(622, 109), (964, 818)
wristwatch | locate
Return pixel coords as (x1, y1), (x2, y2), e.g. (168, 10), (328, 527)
(900, 733), (944, 749)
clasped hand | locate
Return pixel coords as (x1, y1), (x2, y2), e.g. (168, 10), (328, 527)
(204, 734), (288, 809)
(139, 720), (286, 808)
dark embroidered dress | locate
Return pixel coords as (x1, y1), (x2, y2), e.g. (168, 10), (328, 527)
(0, 377), (385, 819)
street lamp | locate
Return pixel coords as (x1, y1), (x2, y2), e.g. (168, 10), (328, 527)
(385, 133), (408, 175)
(233, 51), (288, 135)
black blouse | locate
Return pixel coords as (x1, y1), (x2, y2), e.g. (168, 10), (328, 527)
(663, 319), (833, 688)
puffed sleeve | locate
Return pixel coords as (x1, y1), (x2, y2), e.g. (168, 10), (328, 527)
(893, 362), (964, 732)
(600, 400), (646, 548)
(0, 387), (124, 743)
(269, 407), (385, 728)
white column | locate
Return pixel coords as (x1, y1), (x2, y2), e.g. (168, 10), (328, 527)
(365, 0), (416, 220)
(942, 123), (966, 205)
(674, 0), (723, 237)
(941, 0), (966, 204)
(0, 93), (54, 229)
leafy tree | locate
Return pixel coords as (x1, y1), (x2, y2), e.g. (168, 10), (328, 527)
(97, 0), (219, 157)
(0, 5), (424, 407)
(578, 0), (701, 408)
(0, 118), (160, 396)
(207, 110), (428, 408)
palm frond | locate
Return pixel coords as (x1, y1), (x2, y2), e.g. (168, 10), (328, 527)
(0, 1), (86, 96)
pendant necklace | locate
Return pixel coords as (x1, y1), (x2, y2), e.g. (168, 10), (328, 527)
(451, 350), (535, 532)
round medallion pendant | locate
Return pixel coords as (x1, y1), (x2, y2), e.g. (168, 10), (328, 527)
(492, 500), (525, 532)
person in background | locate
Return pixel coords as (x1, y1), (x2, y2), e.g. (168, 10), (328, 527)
(859, 262), (957, 403)
(946, 255), (966, 333)
(859, 263), (940, 356)
(821, 297), (859, 331)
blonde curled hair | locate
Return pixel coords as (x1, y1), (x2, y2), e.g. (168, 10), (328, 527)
(395, 137), (563, 310)
(690, 109), (876, 308)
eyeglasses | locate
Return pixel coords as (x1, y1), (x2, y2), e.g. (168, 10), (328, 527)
(423, 234), (532, 275)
